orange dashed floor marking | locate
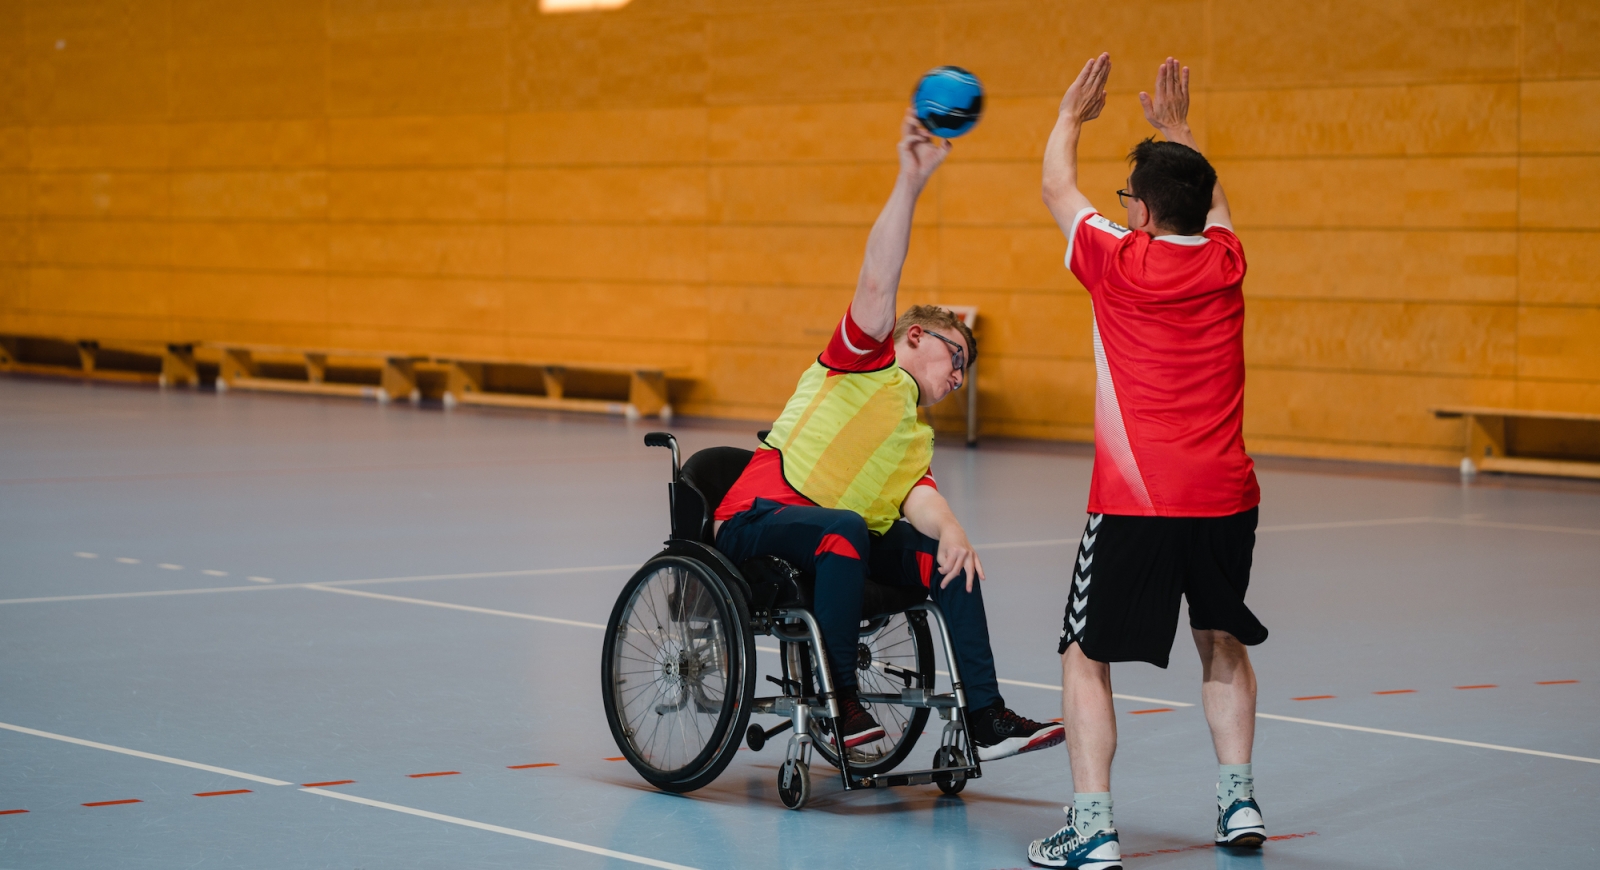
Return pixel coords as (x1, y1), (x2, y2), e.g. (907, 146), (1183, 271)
(507, 763), (558, 769)
(1455, 684), (1497, 690)
(1374, 689), (1416, 695)
(604, 756), (626, 761)
(82, 799), (141, 807)
(1130, 708), (1173, 715)
(407, 771), (460, 778)
(301, 780), (354, 787)
(1538, 680), (1579, 685)
(194, 789), (251, 797)
(0, 809), (28, 815)
(1292, 695), (1335, 701)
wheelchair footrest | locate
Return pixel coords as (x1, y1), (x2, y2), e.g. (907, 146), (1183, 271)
(851, 764), (981, 790)
(858, 689), (959, 709)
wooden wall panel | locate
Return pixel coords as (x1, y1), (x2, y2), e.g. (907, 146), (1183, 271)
(2, 0), (1597, 471)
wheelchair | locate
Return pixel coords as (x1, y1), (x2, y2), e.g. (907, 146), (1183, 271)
(600, 432), (983, 810)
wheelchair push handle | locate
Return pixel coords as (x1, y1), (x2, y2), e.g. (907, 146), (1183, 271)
(644, 431), (681, 478)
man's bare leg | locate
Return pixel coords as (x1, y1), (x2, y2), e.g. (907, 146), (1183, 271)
(1061, 643), (1116, 789)
(1192, 628), (1255, 764)
(1194, 628), (1266, 846)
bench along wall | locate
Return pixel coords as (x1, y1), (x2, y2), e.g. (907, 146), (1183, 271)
(1, 0), (1596, 467)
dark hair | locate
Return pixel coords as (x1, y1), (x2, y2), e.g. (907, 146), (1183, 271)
(1127, 138), (1216, 234)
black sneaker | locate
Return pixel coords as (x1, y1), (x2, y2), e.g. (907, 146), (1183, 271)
(970, 703), (1065, 761)
(830, 694), (886, 748)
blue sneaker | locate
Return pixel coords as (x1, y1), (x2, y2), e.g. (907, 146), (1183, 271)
(1215, 797), (1266, 847)
(1028, 808), (1122, 869)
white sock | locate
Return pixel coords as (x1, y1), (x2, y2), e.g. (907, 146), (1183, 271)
(1072, 792), (1113, 834)
(1218, 763), (1253, 808)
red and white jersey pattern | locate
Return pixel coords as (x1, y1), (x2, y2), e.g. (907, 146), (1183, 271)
(1067, 208), (1260, 517)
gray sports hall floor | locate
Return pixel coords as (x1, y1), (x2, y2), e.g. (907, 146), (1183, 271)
(2, 376), (1597, 870)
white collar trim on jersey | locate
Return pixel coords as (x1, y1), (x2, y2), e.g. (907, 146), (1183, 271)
(1150, 233), (1209, 246)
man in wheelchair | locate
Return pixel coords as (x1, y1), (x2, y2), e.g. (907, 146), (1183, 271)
(712, 110), (1064, 762)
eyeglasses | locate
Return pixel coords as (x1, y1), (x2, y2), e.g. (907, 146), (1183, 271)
(1117, 188), (1140, 208)
(924, 329), (967, 382)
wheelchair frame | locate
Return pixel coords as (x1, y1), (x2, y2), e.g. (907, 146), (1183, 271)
(600, 432), (983, 809)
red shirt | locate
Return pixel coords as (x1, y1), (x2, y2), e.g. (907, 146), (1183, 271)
(714, 310), (937, 522)
(1067, 209), (1260, 517)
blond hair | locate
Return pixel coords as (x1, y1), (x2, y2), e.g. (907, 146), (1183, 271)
(893, 305), (977, 367)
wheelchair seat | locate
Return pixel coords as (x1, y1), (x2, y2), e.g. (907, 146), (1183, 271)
(676, 444), (928, 619)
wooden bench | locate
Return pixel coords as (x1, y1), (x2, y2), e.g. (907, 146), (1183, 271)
(0, 334), (200, 388)
(435, 356), (679, 420)
(1433, 406), (1600, 480)
(210, 343), (431, 403)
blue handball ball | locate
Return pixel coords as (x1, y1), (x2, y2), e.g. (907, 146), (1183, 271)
(912, 66), (984, 138)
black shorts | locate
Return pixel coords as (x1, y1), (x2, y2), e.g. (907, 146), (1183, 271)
(1058, 508), (1267, 668)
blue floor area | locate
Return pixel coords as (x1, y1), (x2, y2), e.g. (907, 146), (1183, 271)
(1, 377), (1597, 869)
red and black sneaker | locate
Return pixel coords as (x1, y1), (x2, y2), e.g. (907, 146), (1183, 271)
(971, 703), (1064, 761)
(830, 694), (886, 748)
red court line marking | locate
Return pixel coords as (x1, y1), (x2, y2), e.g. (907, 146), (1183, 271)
(194, 789), (251, 797)
(1455, 684), (1497, 690)
(407, 771), (460, 778)
(1292, 695), (1335, 701)
(301, 780), (354, 787)
(1537, 680), (1579, 685)
(1051, 717), (1063, 722)
(1123, 831), (1317, 859)
(0, 809), (28, 815)
(604, 756), (626, 761)
(1129, 708), (1173, 715)
(507, 763), (558, 770)
(83, 799), (141, 807)
(1373, 689), (1416, 695)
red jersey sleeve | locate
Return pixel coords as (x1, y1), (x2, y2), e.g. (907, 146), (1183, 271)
(1203, 224), (1248, 284)
(1067, 208), (1132, 293)
(819, 307), (896, 372)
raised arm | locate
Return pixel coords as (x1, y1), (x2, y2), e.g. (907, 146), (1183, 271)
(1139, 57), (1232, 230)
(1042, 53), (1111, 234)
(851, 110), (951, 341)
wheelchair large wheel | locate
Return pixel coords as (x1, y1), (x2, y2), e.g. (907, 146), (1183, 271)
(601, 554), (756, 793)
(789, 609), (935, 777)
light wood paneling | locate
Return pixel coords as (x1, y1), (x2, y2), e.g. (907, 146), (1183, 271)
(4, 0), (1598, 471)
(1245, 230), (1518, 303)
(1246, 299), (1517, 377)
(1520, 156), (1600, 230)
(1520, 232), (1600, 305)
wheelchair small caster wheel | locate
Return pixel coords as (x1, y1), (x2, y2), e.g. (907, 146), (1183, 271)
(778, 759), (810, 810)
(933, 747), (967, 795)
(746, 723), (767, 752)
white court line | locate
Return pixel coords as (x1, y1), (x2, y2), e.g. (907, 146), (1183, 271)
(975, 537), (1080, 550)
(1259, 516), (1435, 532)
(0, 564), (638, 606)
(306, 584), (608, 630)
(1256, 713), (1600, 765)
(0, 721), (292, 786)
(326, 597), (1593, 764)
(0, 720), (701, 869)
(1450, 518), (1600, 537)
(752, 645), (1194, 707)
(303, 789), (701, 870)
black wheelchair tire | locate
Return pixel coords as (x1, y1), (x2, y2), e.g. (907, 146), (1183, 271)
(795, 610), (936, 778)
(601, 554), (756, 794)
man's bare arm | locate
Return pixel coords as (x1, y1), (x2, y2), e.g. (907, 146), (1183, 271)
(1042, 53), (1111, 235)
(1139, 57), (1232, 230)
(852, 110), (950, 341)
(902, 484), (985, 592)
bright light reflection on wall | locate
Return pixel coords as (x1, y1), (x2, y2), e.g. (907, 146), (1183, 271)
(540, 0), (631, 11)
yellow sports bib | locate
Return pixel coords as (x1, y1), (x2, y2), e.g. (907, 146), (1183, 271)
(764, 361), (933, 534)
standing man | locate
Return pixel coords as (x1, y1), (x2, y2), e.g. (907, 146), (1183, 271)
(1027, 55), (1269, 869)
(714, 110), (1063, 762)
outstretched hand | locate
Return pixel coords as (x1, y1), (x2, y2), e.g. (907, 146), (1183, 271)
(1059, 53), (1111, 124)
(898, 108), (951, 184)
(936, 524), (986, 593)
(1139, 57), (1190, 134)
